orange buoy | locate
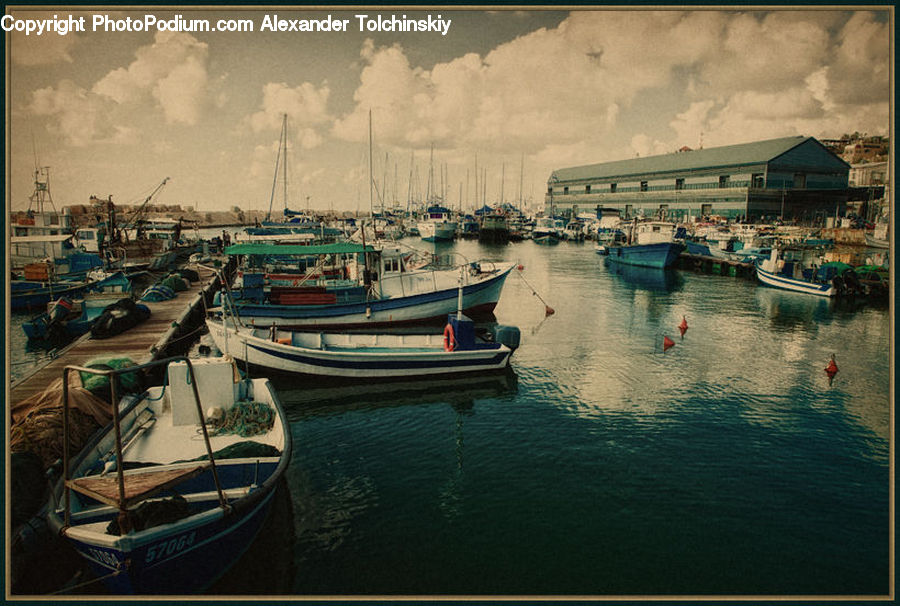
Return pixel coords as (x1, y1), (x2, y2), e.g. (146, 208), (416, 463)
(678, 315), (688, 337)
(663, 336), (676, 352)
(825, 354), (838, 378)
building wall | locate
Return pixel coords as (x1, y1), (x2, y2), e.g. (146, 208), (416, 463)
(546, 139), (850, 222)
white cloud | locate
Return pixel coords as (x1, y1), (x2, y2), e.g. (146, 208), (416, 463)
(30, 80), (120, 146)
(92, 31), (210, 124)
(248, 81), (332, 132)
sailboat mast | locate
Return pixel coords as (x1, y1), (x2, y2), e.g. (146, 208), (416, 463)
(282, 114), (288, 214)
(368, 109), (374, 217)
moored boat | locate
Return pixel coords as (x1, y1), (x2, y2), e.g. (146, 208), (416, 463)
(755, 248), (863, 297)
(218, 243), (515, 329)
(206, 313), (519, 379)
(606, 220), (684, 268)
(418, 205), (458, 242)
(47, 356), (291, 594)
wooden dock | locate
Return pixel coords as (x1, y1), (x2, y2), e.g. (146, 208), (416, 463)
(9, 265), (222, 406)
(676, 252), (756, 280)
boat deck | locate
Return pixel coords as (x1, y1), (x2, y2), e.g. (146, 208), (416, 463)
(9, 265), (219, 406)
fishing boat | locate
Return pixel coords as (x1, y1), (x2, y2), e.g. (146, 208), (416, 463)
(10, 272), (108, 311)
(418, 205), (458, 242)
(606, 220), (684, 268)
(47, 356), (291, 594)
(22, 271), (133, 340)
(217, 242), (515, 329)
(532, 217), (562, 245)
(478, 212), (509, 244)
(206, 312), (519, 379)
(755, 248), (862, 297)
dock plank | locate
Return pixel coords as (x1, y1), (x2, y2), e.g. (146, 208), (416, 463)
(9, 266), (218, 406)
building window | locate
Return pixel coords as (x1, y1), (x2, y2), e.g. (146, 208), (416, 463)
(547, 186), (553, 194)
(563, 186), (569, 195)
(751, 173), (764, 188)
(640, 181), (648, 192)
(794, 173), (807, 189)
(585, 185), (591, 194)
(675, 178), (684, 190)
(719, 175), (729, 188)
(610, 183), (617, 193)
(625, 204), (633, 218)
(701, 204), (712, 216)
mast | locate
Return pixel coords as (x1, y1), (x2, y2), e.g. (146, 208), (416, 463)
(500, 162), (505, 205)
(518, 153), (524, 206)
(282, 114), (288, 214)
(368, 109), (374, 217)
(266, 114), (287, 222)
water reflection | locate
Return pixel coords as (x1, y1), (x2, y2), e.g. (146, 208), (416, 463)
(604, 259), (683, 292)
(273, 367), (518, 420)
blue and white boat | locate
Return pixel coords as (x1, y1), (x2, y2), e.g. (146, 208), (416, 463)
(418, 205), (457, 242)
(22, 271), (133, 340)
(606, 220), (684, 269)
(205, 313), (518, 379)
(754, 248), (860, 297)
(532, 217), (563, 245)
(218, 243), (515, 329)
(48, 356), (291, 594)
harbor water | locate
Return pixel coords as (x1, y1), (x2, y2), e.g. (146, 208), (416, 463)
(12, 236), (891, 596)
(253, 238), (890, 596)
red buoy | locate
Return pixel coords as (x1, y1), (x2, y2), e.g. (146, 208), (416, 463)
(545, 305), (555, 316)
(663, 336), (676, 352)
(678, 315), (688, 337)
(825, 354), (838, 379)
(517, 264), (525, 271)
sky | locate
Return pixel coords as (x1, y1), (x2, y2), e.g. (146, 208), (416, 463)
(5, 6), (892, 215)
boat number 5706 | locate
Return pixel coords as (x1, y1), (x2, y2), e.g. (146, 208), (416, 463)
(145, 531), (196, 563)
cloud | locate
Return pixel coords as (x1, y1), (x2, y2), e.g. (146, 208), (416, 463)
(248, 81), (333, 132)
(30, 80), (123, 146)
(10, 31), (78, 65)
(92, 31), (210, 124)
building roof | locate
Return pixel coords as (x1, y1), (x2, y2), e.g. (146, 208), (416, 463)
(549, 136), (841, 183)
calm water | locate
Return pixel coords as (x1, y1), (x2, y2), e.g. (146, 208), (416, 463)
(268, 238), (890, 596)
(10, 236), (892, 596)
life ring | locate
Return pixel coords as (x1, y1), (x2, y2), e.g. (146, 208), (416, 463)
(443, 323), (456, 352)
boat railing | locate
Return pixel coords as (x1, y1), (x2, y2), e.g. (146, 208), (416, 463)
(60, 356), (231, 533)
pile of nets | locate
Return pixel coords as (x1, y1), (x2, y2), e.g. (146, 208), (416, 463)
(161, 273), (189, 293)
(79, 356), (144, 401)
(10, 371), (115, 469)
(141, 284), (176, 302)
(214, 401), (275, 437)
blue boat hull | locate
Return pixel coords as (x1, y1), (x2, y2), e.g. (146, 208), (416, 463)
(68, 479), (278, 594)
(606, 242), (684, 269)
(230, 266), (513, 329)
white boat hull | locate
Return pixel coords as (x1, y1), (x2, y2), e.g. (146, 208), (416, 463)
(206, 320), (512, 378)
(755, 264), (835, 296)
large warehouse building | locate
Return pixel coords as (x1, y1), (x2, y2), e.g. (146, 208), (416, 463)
(546, 136), (853, 223)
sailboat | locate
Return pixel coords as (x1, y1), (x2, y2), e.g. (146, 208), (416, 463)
(239, 114), (329, 244)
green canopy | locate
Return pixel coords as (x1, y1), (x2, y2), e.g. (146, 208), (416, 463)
(225, 242), (376, 256)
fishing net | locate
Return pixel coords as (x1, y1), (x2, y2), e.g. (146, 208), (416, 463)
(214, 401), (276, 438)
(10, 371), (113, 469)
(162, 274), (189, 292)
(106, 495), (192, 536)
(188, 441), (282, 461)
(79, 357), (143, 400)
